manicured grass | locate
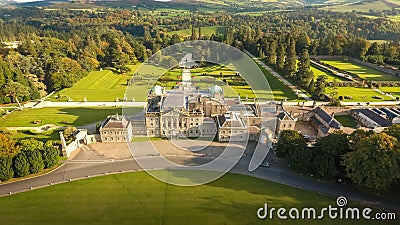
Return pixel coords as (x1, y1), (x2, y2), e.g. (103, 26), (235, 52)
(336, 87), (394, 102)
(310, 65), (346, 82)
(320, 59), (400, 81)
(0, 171), (392, 225)
(155, 65), (258, 100)
(52, 65), (141, 102)
(0, 107), (129, 127)
(170, 26), (227, 37)
(257, 65), (299, 101)
(379, 86), (400, 99)
(12, 129), (62, 142)
(334, 115), (358, 128)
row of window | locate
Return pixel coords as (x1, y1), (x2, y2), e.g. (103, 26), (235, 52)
(102, 131), (126, 135)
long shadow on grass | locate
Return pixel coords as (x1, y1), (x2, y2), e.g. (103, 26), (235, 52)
(58, 107), (123, 126)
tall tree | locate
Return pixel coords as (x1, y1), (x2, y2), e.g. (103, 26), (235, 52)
(42, 141), (59, 169)
(343, 133), (400, 191)
(283, 37), (296, 77)
(296, 48), (314, 88)
(0, 157), (14, 181)
(312, 75), (327, 100)
(313, 131), (350, 179)
(25, 149), (44, 174)
(13, 152), (30, 177)
(276, 44), (285, 71)
(267, 40), (277, 65)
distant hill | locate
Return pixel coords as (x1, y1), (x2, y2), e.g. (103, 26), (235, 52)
(1, 0), (385, 11)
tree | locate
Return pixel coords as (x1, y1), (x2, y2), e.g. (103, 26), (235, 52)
(0, 157), (14, 181)
(267, 40), (277, 65)
(343, 133), (400, 191)
(42, 141), (59, 168)
(384, 124), (400, 141)
(296, 48), (314, 88)
(0, 134), (19, 158)
(295, 33), (310, 54)
(3, 82), (30, 109)
(313, 131), (350, 179)
(63, 127), (77, 143)
(198, 26), (202, 39)
(276, 130), (301, 157)
(191, 26), (197, 41)
(312, 75), (327, 100)
(287, 138), (312, 173)
(276, 44), (285, 71)
(26, 149), (44, 174)
(277, 130), (311, 172)
(19, 138), (44, 152)
(283, 37), (296, 77)
(13, 152), (30, 177)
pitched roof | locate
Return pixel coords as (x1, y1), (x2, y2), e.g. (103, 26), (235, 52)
(312, 107), (341, 129)
(354, 109), (392, 127)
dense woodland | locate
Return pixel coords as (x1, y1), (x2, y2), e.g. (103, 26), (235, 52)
(1, 8), (400, 104)
(277, 124), (400, 191)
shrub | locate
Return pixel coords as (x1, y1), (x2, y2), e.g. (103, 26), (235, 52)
(13, 152), (30, 177)
(0, 157), (14, 181)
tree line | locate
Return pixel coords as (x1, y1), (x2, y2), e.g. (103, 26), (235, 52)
(0, 134), (60, 182)
(1, 8), (400, 105)
(276, 124), (400, 191)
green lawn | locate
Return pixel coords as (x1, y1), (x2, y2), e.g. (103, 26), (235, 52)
(334, 115), (358, 128)
(257, 65), (298, 101)
(170, 26), (227, 37)
(310, 65), (346, 82)
(0, 171), (393, 225)
(336, 87), (394, 102)
(379, 86), (400, 99)
(52, 65), (141, 102)
(320, 59), (400, 81)
(0, 107), (130, 127)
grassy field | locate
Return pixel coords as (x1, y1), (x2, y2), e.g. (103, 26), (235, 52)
(0, 107), (129, 127)
(310, 65), (346, 82)
(12, 129), (62, 142)
(322, 0), (392, 12)
(170, 26), (227, 37)
(0, 171), (394, 225)
(256, 65), (299, 101)
(320, 59), (400, 81)
(379, 86), (400, 98)
(52, 64), (141, 102)
(334, 115), (358, 128)
(336, 87), (394, 102)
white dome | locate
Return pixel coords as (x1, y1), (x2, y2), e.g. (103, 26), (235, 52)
(210, 85), (223, 94)
(151, 85), (163, 96)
